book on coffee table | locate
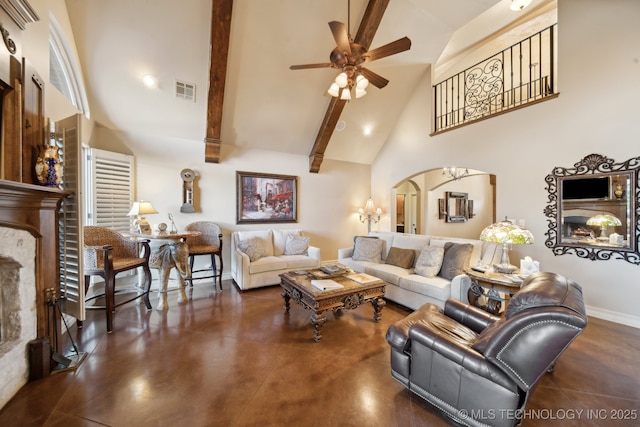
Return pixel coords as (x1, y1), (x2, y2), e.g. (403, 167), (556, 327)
(320, 264), (344, 274)
(348, 273), (379, 284)
(311, 279), (344, 291)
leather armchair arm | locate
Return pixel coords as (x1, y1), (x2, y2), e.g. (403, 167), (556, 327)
(444, 298), (500, 333)
(408, 323), (518, 391)
(475, 309), (586, 391)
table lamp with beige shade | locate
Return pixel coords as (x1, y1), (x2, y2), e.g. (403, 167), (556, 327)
(127, 200), (158, 234)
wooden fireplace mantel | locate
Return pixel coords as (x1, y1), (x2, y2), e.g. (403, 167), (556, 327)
(0, 179), (69, 344)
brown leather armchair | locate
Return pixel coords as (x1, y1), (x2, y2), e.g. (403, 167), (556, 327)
(386, 272), (587, 427)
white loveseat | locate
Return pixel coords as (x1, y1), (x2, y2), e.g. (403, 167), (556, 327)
(338, 231), (502, 310)
(231, 229), (321, 290)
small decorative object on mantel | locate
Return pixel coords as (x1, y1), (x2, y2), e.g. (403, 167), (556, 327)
(613, 182), (625, 199)
(180, 168), (196, 213)
(35, 144), (62, 187)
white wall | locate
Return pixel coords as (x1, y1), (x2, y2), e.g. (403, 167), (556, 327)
(372, 0), (640, 327)
(123, 136), (372, 271)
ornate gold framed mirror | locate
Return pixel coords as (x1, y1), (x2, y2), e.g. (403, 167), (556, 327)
(544, 154), (640, 264)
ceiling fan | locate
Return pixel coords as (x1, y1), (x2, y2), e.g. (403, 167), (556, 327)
(290, 2), (411, 100)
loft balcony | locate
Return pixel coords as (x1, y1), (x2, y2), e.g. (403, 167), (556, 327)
(432, 24), (558, 134)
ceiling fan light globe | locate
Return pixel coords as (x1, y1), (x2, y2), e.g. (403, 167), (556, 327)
(335, 72), (348, 88)
(328, 83), (340, 97)
(340, 88), (351, 100)
(356, 74), (369, 89)
(355, 87), (367, 98)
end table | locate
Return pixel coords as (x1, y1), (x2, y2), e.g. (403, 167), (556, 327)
(464, 269), (524, 315)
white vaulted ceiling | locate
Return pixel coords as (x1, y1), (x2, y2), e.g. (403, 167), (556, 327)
(64, 0), (549, 166)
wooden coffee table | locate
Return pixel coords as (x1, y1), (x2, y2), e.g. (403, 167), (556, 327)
(279, 270), (386, 342)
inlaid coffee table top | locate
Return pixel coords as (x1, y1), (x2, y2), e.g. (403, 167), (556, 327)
(280, 269), (386, 342)
(281, 269), (385, 296)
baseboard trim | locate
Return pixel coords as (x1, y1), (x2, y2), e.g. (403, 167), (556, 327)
(586, 305), (640, 329)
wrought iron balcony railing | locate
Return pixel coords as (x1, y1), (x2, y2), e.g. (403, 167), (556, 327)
(433, 24), (557, 133)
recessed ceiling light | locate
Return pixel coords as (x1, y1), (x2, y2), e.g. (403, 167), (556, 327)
(363, 126), (372, 136)
(142, 74), (158, 89)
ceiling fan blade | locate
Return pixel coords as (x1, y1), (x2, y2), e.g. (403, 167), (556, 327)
(364, 36), (411, 63)
(329, 21), (351, 54)
(290, 63), (333, 70)
(360, 67), (389, 89)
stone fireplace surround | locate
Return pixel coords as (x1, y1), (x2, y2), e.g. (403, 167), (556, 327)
(0, 180), (67, 409)
(0, 228), (36, 408)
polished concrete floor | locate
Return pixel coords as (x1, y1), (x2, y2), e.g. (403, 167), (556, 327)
(1, 278), (639, 426)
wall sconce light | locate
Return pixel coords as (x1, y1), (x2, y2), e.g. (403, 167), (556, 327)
(359, 197), (382, 233)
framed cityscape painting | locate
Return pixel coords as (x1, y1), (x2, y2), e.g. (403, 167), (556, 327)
(236, 171), (298, 224)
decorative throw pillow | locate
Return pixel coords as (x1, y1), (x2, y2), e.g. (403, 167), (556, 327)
(414, 246), (445, 278)
(352, 236), (384, 263)
(438, 242), (473, 280)
(284, 234), (310, 255)
(237, 238), (265, 262)
(385, 246), (416, 269)
(352, 235), (378, 244)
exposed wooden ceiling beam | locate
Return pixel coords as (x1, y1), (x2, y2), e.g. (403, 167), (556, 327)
(205, 0), (233, 164)
(308, 0), (390, 173)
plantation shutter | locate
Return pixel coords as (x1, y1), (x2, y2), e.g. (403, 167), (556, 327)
(85, 148), (134, 232)
(57, 114), (84, 319)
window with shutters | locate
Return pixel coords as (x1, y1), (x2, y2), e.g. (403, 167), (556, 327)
(84, 148), (134, 232)
(57, 114), (84, 319)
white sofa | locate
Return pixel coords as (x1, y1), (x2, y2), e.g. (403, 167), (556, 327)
(338, 231), (503, 310)
(231, 229), (321, 290)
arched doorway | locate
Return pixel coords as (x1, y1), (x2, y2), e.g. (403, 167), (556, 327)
(393, 169), (496, 238)
(395, 180), (420, 233)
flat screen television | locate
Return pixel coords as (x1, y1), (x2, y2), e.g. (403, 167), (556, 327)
(562, 177), (610, 200)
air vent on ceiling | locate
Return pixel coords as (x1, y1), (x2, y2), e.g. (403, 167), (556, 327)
(175, 80), (195, 102)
